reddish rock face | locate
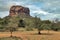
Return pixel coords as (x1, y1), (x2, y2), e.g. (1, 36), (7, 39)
(9, 5), (30, 16)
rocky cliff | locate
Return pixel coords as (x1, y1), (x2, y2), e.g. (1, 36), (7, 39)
(9, 5), (30, 16)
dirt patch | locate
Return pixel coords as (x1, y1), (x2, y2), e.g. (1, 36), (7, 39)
(0, 31), (60, 40)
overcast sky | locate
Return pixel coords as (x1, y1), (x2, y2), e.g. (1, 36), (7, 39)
(0, 0), (60, 20)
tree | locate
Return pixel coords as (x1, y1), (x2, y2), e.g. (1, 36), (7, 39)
(0, 18), (6, 32)
(25, 17), (34, 31)
(42, 20), (51, 33)
(51, 21), (60, 31)
(52, 18), (59, 23)
(6, 17), (18, 37)
(6, 27), (17, 37)
(18, 19), (25, 28)
(34, 16), (42, 34)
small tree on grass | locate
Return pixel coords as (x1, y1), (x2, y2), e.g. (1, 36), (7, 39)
(6, 17), (18, 37)
(42, 20), (51, 33)
(43, 24), (51, 33)
(37, 24), (43, 34)
(6, 25), (17, 37)
(9, 27), (16, 37)
(34, 16), (42, 34)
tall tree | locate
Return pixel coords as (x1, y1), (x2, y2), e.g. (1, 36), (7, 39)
(42, 20), (51, 33)
(34, 16), (42, 34)
(6, 17), (18, 37)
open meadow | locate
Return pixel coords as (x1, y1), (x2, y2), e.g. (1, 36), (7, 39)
(0, 30), (60, 40)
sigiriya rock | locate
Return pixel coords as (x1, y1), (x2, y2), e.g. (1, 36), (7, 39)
(9, 5), (30, 17)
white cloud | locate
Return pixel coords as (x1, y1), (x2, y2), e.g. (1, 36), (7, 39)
(25, 4), (49, 16)
(32, 10), (49, 15)
(0, 0), (60, 20)
(0, 11), (9, 18)
(22, 4), (60, 20)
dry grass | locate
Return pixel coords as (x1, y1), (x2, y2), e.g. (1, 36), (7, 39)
(0, 36), (22, 40)
(0, 30), (60, 40)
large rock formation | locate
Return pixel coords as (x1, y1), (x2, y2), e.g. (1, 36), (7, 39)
(9, 5), (30, 16)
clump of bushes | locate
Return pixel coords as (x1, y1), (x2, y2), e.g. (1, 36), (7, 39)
(26, 27), (33, 31)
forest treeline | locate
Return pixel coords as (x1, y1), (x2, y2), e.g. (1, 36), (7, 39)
(0, 15), (60, 34)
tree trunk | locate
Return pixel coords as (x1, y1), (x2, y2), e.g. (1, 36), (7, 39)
(38, 30), (41, 34)
(10, 31), (13, 37)
(48, 30), (49, 34)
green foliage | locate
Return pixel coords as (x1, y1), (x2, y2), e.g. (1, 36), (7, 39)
(26, 27), (33, 31)
(51, 22), (60, 31)
(18, 20), (25, 27)
(25, 17), (34, 31)
(0, 15), (60, 32)
(42, 24), (51, 30)
(33, 16), (42, 30)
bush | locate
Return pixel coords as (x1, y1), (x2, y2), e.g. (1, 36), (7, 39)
(26, 27), (33, 31)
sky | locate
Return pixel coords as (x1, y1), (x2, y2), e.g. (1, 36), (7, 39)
(0, 0), (60, 20)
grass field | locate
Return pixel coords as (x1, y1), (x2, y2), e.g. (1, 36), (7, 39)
(0, 30), (60, 40)
(0, 37), (22, 40)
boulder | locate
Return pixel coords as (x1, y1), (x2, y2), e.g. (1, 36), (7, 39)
(9, 5), (30, 16)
